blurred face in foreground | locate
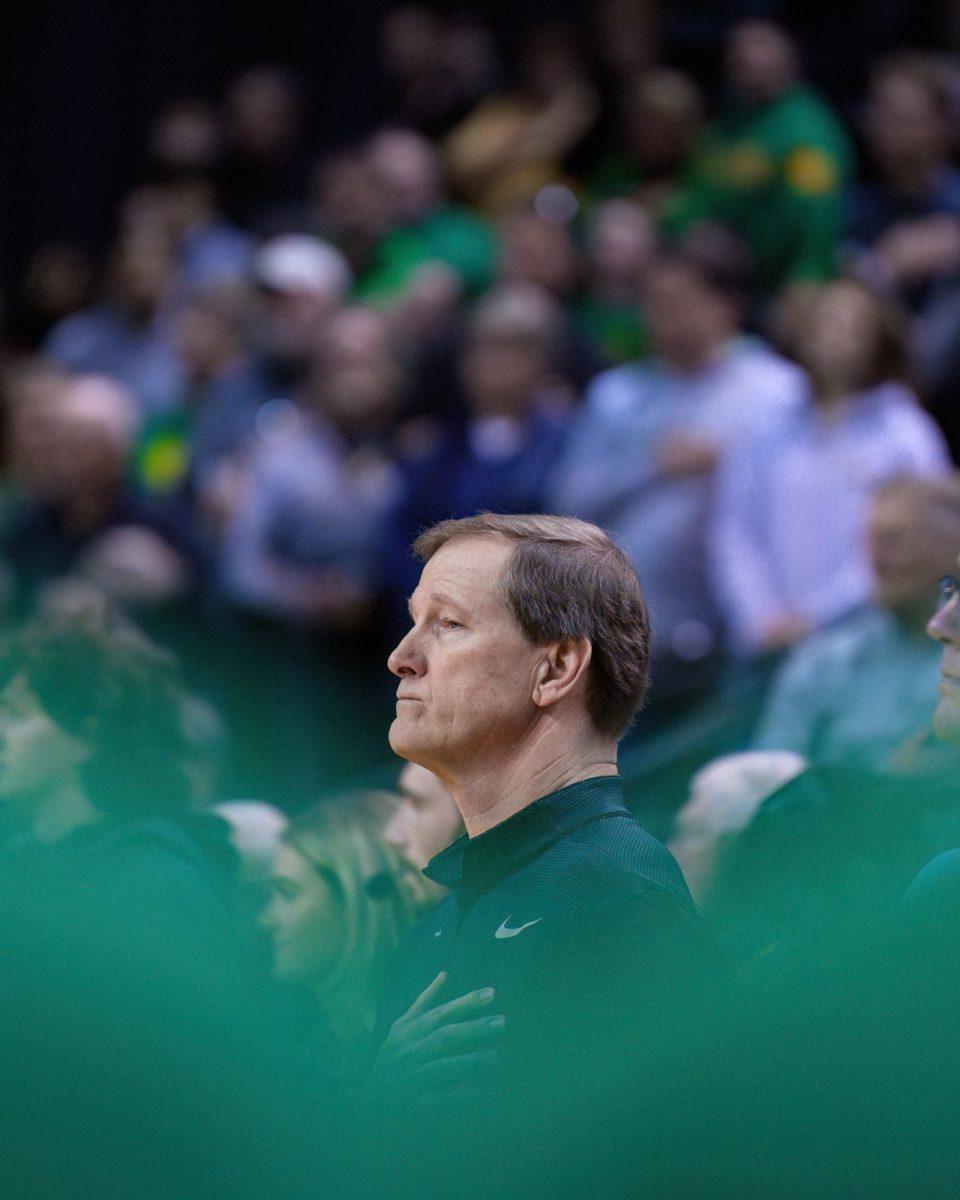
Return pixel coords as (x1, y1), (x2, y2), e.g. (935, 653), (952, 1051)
(261, 843), (341, 982)
(928, 566), (960, 743)
(0, 674), (88, 805)
(383, 762), (463, 874)
(387, 537), (543, 779)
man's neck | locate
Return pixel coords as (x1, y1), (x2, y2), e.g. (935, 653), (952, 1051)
(445, 727), (618, 839)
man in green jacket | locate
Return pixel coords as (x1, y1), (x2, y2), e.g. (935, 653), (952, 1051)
(663, 19), (852, 298)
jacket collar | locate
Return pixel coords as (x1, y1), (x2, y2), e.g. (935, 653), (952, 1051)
(424, 775), (628, 895)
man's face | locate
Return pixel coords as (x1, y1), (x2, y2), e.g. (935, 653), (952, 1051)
(869, 493), (954, 614)
(460, 335), (545, 418)
(383, 762), (463, 873)
(927, 566), (960, 742)
(387, 537), (544, 776)
(642, 262), (732, 368)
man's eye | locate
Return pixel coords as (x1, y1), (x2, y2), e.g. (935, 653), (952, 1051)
(440, 618), (463, 630)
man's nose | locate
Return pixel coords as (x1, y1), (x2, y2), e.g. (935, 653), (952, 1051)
(387, 628), (423, 677)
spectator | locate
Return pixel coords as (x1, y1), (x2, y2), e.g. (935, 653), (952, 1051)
(754, 475), (960, 770)
(43, 230), (183, 413)
(384, 284), (570, 620)
(218, 305), (401, 627)
(712, 278), (948, 658)
(378, 7), (501, 137)
(848, 53), (960, 438)
(444, 22), (599, 215)
(550, 243), (803, 693)
(261, 790), (425, 1069)
(215, 800), (288, 886)
(669, 750), (807, 903)
(311, 150), (390, 280)
(383, 761), (464, 904)
(146, 97), (223, 176)
(153, 166), (254, 294)
(359, 127), (496, 304)
(218, 66), (310, 230)
(3, 374), (196, 614)
(253, 233), (353, 391)
(848, 53), (960, 310)
(576, 199), (653, 363)
(0, 591), (239, 922)
(133, 284), (269, 504)
(588, 67), (703, 215)
(663, 19), (852, 298)
(8, 241), (94, 350)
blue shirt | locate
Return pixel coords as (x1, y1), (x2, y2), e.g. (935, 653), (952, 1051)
(712, 382), (948, 654)
(44, 305), (183, 414)
(548, 338), (804, 659)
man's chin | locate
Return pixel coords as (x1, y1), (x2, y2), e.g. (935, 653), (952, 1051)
(388, 716), (428, 762)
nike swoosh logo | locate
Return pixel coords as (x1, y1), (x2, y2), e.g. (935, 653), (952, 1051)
(494, 916), (543, 939)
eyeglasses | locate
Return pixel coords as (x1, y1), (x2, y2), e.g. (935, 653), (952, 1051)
(936, 575), (960, 612)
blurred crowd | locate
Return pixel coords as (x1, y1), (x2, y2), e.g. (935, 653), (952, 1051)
(3, 8), (960, 803)
(4, 4), (960, 1196)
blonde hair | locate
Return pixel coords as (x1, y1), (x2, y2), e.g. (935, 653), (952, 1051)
(283, 790), (425, 1052)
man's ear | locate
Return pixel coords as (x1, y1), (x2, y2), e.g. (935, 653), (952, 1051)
(532, 637), (592, 712)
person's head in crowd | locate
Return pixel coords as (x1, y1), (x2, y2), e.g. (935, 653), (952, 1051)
(388, 514), (650, 792)
(147, 98), (223, 175)
(585, 200), (654, 302)
(795, 278), (908, 401)
(379, 6), (445, 91)
(0, 589), (196, 842)
(311, 151), (388, 265)
(870, 474), (960, 630)
(254, 234), (352, 368)
(669, 750), (807, 902)
(153, 167), (223, 240)
(592, 0), (660, 82)
(459, 284), (560, 419)
(641, 236), (748, 370)
(261, 790), (425, 1046)
(15, 242), (93, 345)
(725, 19), (800, 106)
(309, 305), (402, 438)
(106, 229), (178, 324)
(4, 363), (70, 485)
(517, 20), (590, 102)
(620, 68), (702, 185)
(366, 127), (444, 226)
(10, 374), (139, 510)
(864, 54), (958, 191)
(225, 66), (305, 162)
(174, 284), (257, 384)
(215, 800), (288, 885)
(497, 208), (579, 299)
(383, 762), (463, 901)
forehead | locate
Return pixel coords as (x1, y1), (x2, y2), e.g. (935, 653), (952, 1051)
(413, 536), (513, 608)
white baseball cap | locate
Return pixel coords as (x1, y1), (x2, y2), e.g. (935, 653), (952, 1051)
(255, 234), (352, 298)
